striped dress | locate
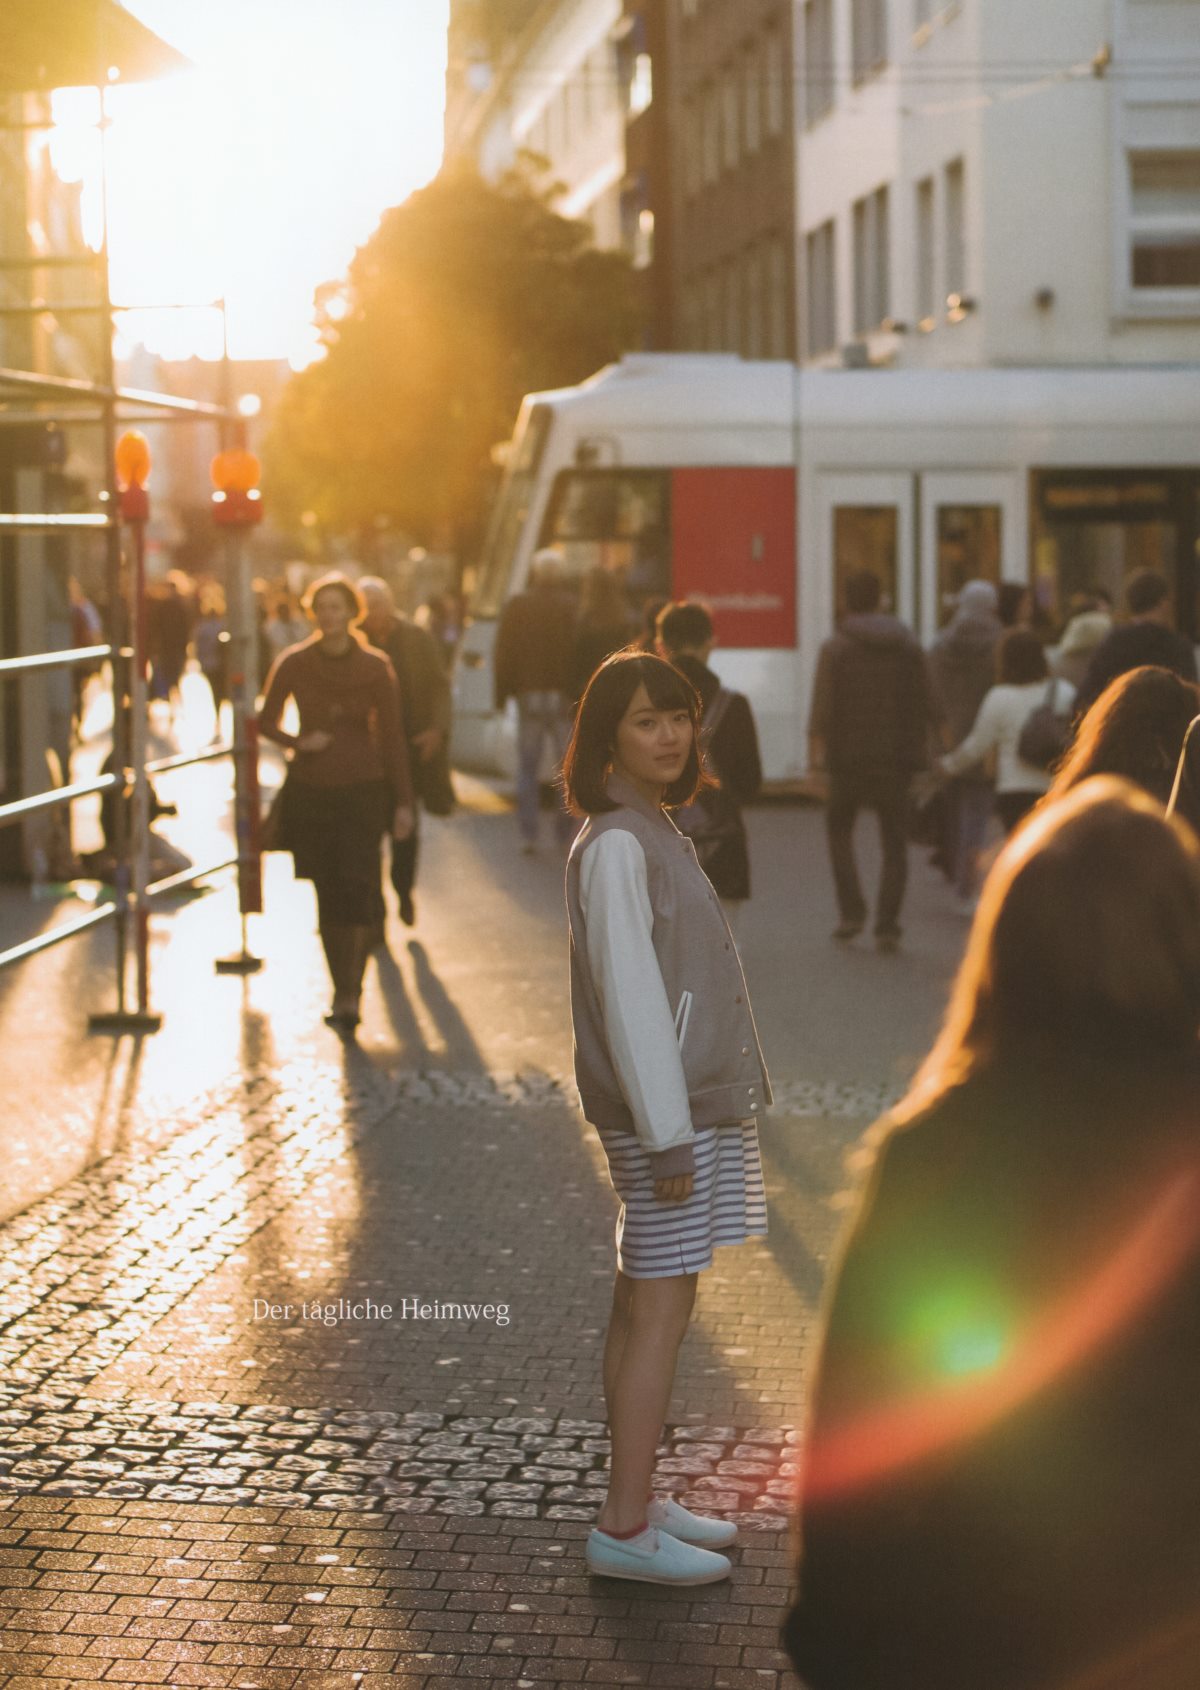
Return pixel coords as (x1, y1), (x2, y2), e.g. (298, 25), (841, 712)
(575, 823), (769, 1279)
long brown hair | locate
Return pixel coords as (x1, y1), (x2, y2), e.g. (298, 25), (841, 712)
(1046, 665), (1200, 810)
(894, 777), (1200, 1125)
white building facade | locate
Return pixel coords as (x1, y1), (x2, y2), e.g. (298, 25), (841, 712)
(797, 0), (1200, 367)
(445, 0), (629, 251)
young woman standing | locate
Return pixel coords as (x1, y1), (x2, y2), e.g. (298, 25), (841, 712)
(562, 651), (771, 1586)
(258, 573), (413, 1030)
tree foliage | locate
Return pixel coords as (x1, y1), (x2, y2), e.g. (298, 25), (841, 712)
(265, 161), (644, 551)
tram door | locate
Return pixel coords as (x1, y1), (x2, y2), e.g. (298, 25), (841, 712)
(919, 473), (1024, 641)
(815, 474), (916, 635)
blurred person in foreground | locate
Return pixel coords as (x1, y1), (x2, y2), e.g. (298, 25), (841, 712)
(927, 580), (1004, 905)
(809, 569), (935, 952)
(1073, 568), (1197, 719)
(358, 576), (453, 929)
(1042, 665), (1200, 814)
(657, 599), (762, 924)
(1168, 712), (1200, 836)
(784, 777), (1200, 1690)
(258, 573), (413, 1031)
(493, 548), (578, 852)
(569, 566), (635, 707)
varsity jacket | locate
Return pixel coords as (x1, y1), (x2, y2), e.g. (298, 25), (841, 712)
(565, 774), (771, 1179)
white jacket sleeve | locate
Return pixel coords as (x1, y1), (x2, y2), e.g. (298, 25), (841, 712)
(942, 687), (1004, 777)
(578, 829), (695, 1166)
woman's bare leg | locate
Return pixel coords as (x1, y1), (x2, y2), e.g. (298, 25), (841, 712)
(597, 1270), (697, 1535)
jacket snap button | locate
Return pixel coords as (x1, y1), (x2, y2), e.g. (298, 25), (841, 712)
(750, 1103), (760, 1112)
(741, 1046), (750, 1056)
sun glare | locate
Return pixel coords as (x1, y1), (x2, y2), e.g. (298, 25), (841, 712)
(48, 0), (449, 365)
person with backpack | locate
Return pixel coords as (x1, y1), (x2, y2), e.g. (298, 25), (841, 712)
(656, 600), (762, 926)
(940, 628), (1075, 836)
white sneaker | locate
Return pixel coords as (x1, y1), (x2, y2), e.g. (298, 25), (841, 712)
(647, 1495), (738, 1549)
(585, 1524), (731, 1585)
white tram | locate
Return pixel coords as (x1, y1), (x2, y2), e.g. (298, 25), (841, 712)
(452, 354), (1200, 783)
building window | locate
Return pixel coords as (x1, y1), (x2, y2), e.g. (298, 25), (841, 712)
(628, 52), (653, 116)
(763, 25), (784, 137)
(723, 260), (740, 348)
(805, 0), (835, 126)
(851, 0), (888, 86)
(765, 234), (789, 357)
(684, 98), (702, 200)
(744, 246), (764, 357)
(1129, 150), (1200, 289)
(852, 185), (890, 332)
(702, 82), (720, 185)
(944, 157), (965, 299)
(743, 42), (762, 154)
(722, 64), (740, 170)
(806, 218), (837, 355)
(915, 175), (935, 325)
(704, 270), (721, 349)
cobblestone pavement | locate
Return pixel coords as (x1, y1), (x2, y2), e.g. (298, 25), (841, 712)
(0, 779), (966, 1686)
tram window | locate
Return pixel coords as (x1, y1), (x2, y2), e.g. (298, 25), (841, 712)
(834, 505), (896, 614)
(1032, 471), (1187, 632)
(540, 470), (670, 601)
(936, 505), (1001, 624)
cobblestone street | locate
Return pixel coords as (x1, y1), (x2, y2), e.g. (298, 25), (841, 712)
(0, 782), (967, 1687)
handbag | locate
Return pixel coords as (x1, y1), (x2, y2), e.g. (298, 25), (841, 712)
(413, 741), (456, 817)
(259, 776), (292, 852)
(1017, 678), (1073, 771)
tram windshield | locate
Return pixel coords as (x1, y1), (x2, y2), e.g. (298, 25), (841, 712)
(471, 404), (552, 618)
(538, 469), (671, 601)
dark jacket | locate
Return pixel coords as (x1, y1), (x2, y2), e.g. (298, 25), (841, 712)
(785, 1050), (1200, 1690)
(672, 653), (762, 901)
(810, 613), (933, 775)
(1075, 621), (1199, 720)
(366, 615), (451, 740)
(927, 610), (1002, 776)
(493, 585), (577, 707)
(568, 616), (634, 707)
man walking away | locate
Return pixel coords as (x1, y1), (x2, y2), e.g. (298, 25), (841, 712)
(494, 549), (578, 851)
(1074, 569), (1197, 719)
(657, 599), (763, 926)
(358, 576), (452, 928)
(809, 570), (934, 952)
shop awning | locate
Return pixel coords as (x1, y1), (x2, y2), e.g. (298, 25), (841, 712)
(0, 0), (190, 92)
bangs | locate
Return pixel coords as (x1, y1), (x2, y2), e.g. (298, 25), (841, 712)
(634, 656), (697, 714)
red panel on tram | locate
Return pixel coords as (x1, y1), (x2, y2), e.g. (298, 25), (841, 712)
(670, 467), (796, 649)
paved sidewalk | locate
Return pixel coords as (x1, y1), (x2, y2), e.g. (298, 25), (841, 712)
(0, 783), (966, 1686)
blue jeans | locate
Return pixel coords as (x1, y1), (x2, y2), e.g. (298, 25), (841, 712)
(516, 691), (573, 844)
(950, 780), (995, 898)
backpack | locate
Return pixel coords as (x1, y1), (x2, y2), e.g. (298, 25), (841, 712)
(673, 688), (743, 870)
(1017, 678), (1074, 772)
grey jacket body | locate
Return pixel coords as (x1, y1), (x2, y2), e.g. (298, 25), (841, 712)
(566, 775), (771, 1174)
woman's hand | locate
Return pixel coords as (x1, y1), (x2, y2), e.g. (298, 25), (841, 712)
(412, 727), (444, 762)
(392, 804), (415, 842)
(296, 730), (333, 753)
(654, 1173), (694, 1204)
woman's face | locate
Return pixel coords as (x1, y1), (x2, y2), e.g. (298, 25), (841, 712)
(611, 682), (693, 793)
(312, 588), (354, 639)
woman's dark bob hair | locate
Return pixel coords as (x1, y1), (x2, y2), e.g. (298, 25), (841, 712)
(562, 651), (706, 816)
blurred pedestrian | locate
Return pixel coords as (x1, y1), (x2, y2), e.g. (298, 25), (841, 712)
(263, 593), (307, 666)
(258, 573), (413, 1031)
(148, 574), (191, 713)
(927, 580), (1003, 905)
(1048, 600), (1113, 692)
(635, 595), (669, 654)
(68, 577), (104, 740)
(1074, 569), (1198, 719)
(1043, 665), (1200, 813)
(784, 778), (1200, 1690)
(563, 652), (770, 1588)
(193, 586), (229, 738)
(809, 570), (935, 951)
(657, 600), (762, 922)
(997, 581), (1032, 628)
(358, 575), (453, 929)
(941, 628), (1074, 836)
(1168, 713), (1200, 836)
(569, 567), (634, 706)
(493, 548), (578, 852)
